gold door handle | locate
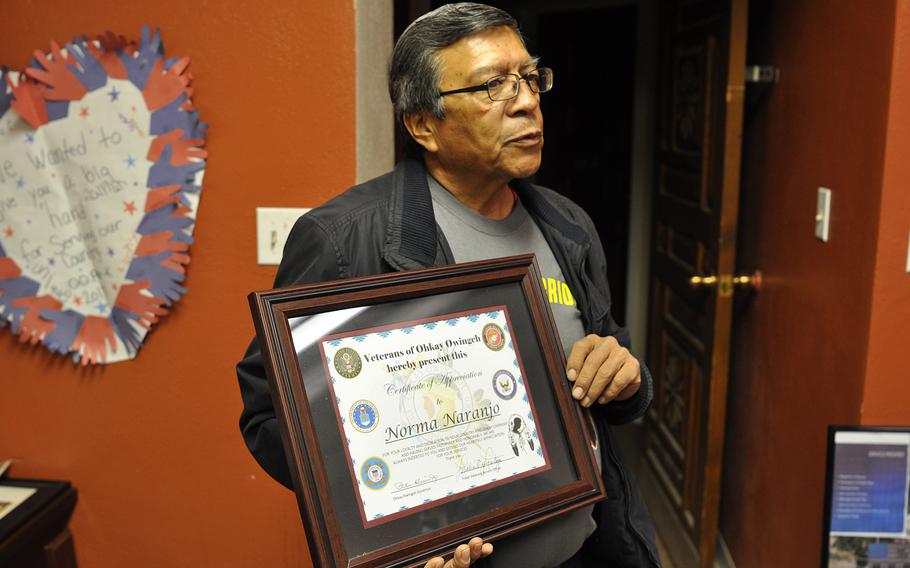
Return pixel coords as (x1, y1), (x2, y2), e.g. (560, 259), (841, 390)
(733, 270), (762, 292)
(689, 275), (717, 287)
(689, 271), (762, 292)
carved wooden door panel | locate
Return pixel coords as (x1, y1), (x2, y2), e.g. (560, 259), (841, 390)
(643, 1), (747, 566)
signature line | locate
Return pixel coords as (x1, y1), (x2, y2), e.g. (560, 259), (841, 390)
(392, 475), (454, 494)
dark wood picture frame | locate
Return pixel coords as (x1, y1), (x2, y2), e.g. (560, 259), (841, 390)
(248, 254), (605, 568)
(0, 478), (77, 567)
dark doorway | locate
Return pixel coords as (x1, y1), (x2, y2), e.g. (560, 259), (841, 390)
(529, 4), (637, 325)
(393, 1), (638, 325)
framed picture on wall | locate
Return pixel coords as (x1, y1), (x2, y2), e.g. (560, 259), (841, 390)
(248, 254), (604, 568)
(0, 478), (76, 553)
(821, 425), (910, 567)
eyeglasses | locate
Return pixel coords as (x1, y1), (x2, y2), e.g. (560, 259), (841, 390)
(438, 67), (554, 101)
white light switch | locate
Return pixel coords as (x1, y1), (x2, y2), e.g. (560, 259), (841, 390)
(816, 187), (832, 242)
(256, 207), (311, 265)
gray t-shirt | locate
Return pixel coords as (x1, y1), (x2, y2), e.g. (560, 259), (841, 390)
(428, 176), (585, 355)
(428, 175), (595, 568)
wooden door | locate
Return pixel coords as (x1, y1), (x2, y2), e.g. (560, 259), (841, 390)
(642, 0), (747, 566)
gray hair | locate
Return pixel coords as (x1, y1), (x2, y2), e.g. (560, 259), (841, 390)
(389, 3), (523, 124)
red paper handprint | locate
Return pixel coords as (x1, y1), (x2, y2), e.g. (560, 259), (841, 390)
(114, 280), (168, 328)
(72, 315), (116, 365)
(147, 130), (207, 165)
(12, 295), (62, 345)
(159, 252), (190, 274)
(97, 30), (135, 54)
(85, 33), (130, 79)
(135, 231), (190, 257)
(0, 257), (22, 280)
(142, 56), (191, 111)
(145, 185), (182, 211)
(172, 205), (192, 219)
(25, 41), (88, 101)
(6, 73), (48, 128)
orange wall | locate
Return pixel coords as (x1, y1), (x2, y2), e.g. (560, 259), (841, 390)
(862, 0), (910, 426)
(720, 1), (897, 566)
(0, 1), (354, 566)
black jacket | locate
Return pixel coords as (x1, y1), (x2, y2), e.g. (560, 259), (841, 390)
(236, 159), (661, 567)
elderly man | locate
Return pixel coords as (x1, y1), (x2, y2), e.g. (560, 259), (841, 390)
(237, 3), (660, 567)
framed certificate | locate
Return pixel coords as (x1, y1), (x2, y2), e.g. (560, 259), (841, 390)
(249, 254), (605, 568)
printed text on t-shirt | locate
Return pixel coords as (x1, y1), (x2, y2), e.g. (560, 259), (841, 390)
(541, 277), (576, 307)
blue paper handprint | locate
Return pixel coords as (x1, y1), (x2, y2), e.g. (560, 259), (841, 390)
(40, 309), (85, 355)
(65, 40), (107, 92)
(126, 252), (187, 304)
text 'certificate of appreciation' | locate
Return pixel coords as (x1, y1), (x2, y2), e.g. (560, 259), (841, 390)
(319, 306), (550, 527)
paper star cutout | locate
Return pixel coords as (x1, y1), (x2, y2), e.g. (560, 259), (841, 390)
(25, 133), (34, 144)
(16, 177), (24, 188)
(2, 226), (13, 238)
(74, 296), (82, 306)
(107, 247), (115, 256)
(97, 303), (107, 313)
(123, 200), (137, 215)
(107, 86), (120, 101)
(80, 107), (89, 118)
(112, 284), (118, 291)
(125, 155), (136, 168)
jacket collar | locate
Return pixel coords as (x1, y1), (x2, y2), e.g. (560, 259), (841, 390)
(382, 158), (589, 270)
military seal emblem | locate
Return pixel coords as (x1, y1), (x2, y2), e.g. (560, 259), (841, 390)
(333, 347), (362, 378)
(361, 457), (390, 490)
(492, 370), (517, 400)
(350, 400), (379, 433)
(482, 323), (506, 351)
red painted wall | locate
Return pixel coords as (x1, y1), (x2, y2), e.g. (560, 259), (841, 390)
(0, 1), (355, 566)
(862, 0), (910, 426)
(720, 1), (898, 566)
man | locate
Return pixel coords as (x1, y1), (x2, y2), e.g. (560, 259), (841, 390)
(237, 4), (660, 567)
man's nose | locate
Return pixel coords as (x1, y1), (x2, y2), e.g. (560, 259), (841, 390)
(508, 78), (540, 114)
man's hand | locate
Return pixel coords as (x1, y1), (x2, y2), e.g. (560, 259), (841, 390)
(566, 334), (641, 407)
(423, 537), (493, 568)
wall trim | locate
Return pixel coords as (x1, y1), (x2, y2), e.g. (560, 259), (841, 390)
(355, 0), (395, 183)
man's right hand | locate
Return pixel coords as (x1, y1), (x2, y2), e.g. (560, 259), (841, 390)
(423, 537), (493, 568)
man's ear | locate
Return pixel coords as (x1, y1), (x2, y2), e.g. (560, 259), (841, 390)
(403, 112), (440, 154)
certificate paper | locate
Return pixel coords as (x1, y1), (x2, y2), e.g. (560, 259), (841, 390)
(320, 306), (550, 527)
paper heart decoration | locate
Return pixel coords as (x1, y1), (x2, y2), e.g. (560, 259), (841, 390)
(0, 26), (206, 364)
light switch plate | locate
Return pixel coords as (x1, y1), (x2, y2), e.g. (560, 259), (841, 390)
(816, 187), (832, 242)
(256, 207), (311, 265)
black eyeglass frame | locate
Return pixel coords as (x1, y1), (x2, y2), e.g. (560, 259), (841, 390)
(438, 67), (553, 101)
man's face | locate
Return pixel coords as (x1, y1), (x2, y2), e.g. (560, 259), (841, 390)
(427, 26), (544, 183)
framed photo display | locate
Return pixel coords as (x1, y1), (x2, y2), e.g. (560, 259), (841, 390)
(822, 425), (910, 567)
(249, 254), (605, 568)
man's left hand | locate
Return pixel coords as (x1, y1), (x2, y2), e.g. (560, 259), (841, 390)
(566, 334), (641, 407)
